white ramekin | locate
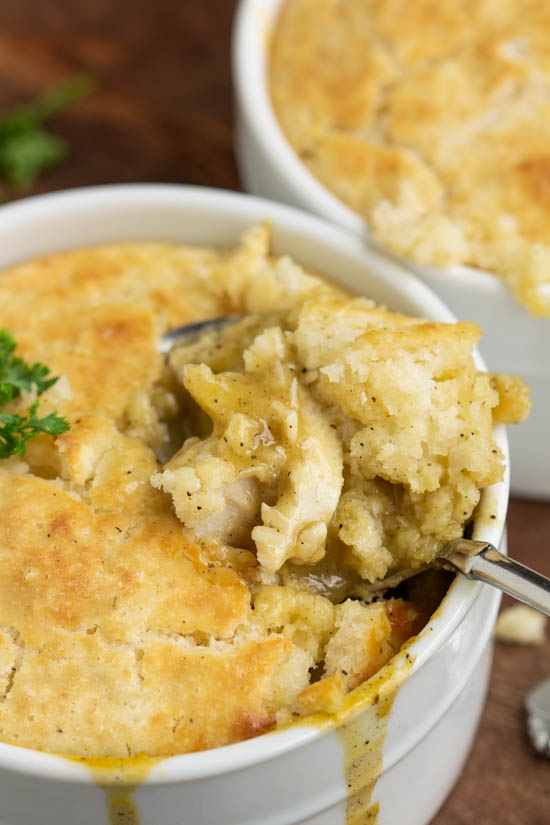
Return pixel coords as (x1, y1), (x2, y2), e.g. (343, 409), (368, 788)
(0, 185), (507, 825)
(232, 0), (549, 500)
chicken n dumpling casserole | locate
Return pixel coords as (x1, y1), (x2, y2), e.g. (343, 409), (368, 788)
(0, 225), (529, 757)
(270, 0), (550, 315)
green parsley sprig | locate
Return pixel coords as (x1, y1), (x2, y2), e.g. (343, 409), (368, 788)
(0, 329), (70, 459)
(0, 73), (95, 190)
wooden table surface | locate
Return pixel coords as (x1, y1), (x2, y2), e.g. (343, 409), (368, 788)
(0, 1), (548, 823)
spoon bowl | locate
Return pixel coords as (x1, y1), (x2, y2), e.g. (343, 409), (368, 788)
(159, 315), (243, 355)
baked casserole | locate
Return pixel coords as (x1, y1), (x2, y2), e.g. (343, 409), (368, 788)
(270, 0), (550, 315)
(0, 226), (529, 756)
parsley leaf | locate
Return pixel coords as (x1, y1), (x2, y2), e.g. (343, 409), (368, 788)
(0, 128), (66, 188)
(0, 356), (59, 404)
(0, 327), (15, 362)
(0, 328), (70, 458)
(0, 402), (70, 459)
(0, 328), (59, 405)
(0, 73), (95, 190)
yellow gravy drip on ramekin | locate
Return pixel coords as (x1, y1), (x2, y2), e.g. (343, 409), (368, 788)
(340, 573), (464, 823)
(289, 645), (417, 825)
(68, 754), (161, 825)
(340, 652), (416, 825)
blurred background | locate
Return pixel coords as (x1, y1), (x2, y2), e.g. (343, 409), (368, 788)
(0, 0), (239, 197)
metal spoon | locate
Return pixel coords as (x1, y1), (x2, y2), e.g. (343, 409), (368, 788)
(159, 315), (242, 355)
(161, 318), (550, 618)
(526, 676), (550, 758)
(430, 538), (550, 617)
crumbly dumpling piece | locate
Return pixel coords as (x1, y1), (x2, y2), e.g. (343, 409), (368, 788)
(270, 0), (550, 314)
(297, 597), (423, 715)
(490, 373), (533, 424)
(324, 600), (393, 689)
(323, 598), (422, 689)
(160, 294), (528, 583)
(293, 297), (527, 580)
(153, 325), (344, 573)
(253, 585), (335, 662)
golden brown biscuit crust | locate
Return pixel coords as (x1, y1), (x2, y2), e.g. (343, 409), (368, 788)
(0, 240), (305, 757)
(270, 0), (550, 314)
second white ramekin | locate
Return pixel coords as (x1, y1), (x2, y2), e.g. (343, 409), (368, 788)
(232, 0), (549, 500)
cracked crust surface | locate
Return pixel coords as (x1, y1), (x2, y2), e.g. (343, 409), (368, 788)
(0, 227), (528, 757)
(0, 234), (310, 757)
(270, 0), (550, 314)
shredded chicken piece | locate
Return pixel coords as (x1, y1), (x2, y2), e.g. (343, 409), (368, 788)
(152, 326), (343, 571)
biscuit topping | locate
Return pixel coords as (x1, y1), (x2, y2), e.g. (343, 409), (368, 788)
(271, 0), (550, 314)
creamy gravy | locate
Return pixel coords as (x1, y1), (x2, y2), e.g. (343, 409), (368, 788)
(68, 755), (160, 825)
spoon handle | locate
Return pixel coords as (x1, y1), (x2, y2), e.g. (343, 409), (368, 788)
(437, 538), (550, 617)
